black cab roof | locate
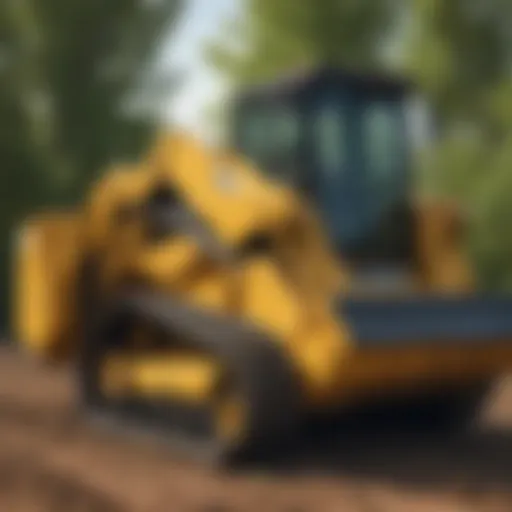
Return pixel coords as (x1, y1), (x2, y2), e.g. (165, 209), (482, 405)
(236, 66), (412, 104)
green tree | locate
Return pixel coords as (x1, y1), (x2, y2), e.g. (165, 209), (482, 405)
(0, 0), (182, 330)
(406, 0), (512, 135)
(206, 0), (400, 87)
(405, 0), (512, 288)
(5, 0), (182, 200)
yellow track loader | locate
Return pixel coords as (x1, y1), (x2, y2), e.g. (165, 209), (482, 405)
(13, 67), (512, 463)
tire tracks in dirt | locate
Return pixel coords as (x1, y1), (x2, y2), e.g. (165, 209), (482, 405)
(0, 398), (125, 511)
(2, 346), (512, 511)
(0, 452), (123, 512)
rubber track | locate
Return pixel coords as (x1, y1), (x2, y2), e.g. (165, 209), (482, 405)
(82, 291), (301, 465)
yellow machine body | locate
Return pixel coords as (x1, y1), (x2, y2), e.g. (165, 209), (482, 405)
(14, 134), (512, 418)
(15, 213), (82, 360)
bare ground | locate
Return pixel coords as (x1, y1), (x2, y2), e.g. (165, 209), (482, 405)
(1, 346), (512, 512)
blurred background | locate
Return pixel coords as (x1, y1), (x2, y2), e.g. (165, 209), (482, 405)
(0, 0), (511, 332)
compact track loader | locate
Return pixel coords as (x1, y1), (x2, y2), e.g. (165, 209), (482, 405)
(13, 68), (512, 464)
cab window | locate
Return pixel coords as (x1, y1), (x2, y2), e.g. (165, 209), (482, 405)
(363, 100), (406, 196)
(312, 96), (349, 179)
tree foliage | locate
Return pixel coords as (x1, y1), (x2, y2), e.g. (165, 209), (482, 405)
(206, 0), (400, 87)
(5, 0), (181, 200)
(0, 0), (182, 328)
(406, 0), (512, 287)
(406, 0), (512, 134)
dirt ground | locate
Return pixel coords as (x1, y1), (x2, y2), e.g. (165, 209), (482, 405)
(1, 346), (512, 512)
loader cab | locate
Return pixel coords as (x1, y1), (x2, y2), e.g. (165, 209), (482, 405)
(231, 67), (416, 268)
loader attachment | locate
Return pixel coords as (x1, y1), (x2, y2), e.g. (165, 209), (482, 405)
(340, 295), (512, 347)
